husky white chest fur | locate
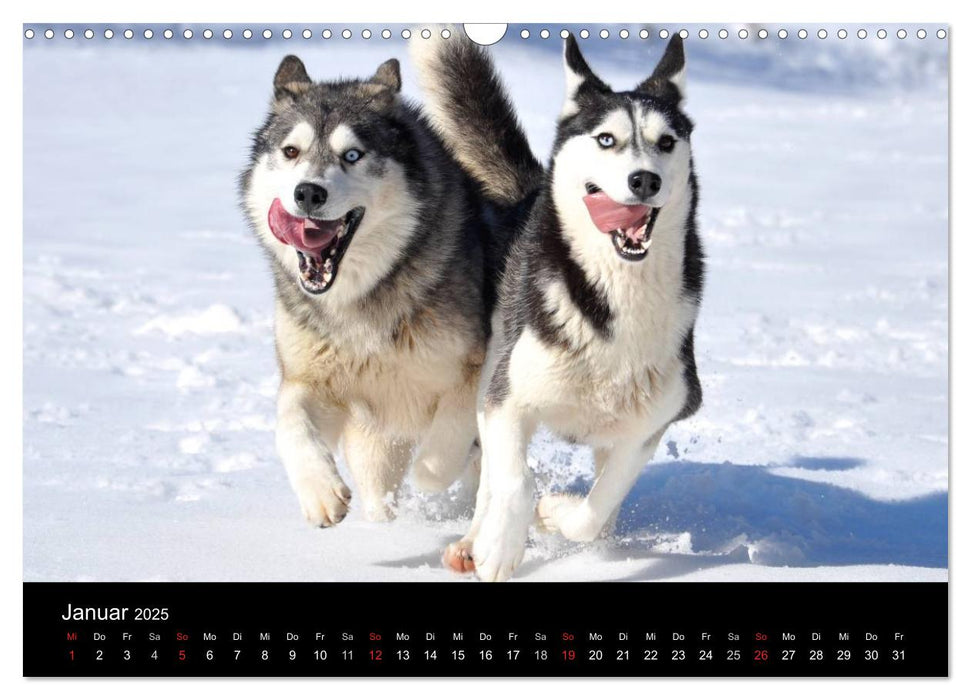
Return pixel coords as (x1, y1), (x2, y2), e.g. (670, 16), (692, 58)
(507, 196), (700, 444)
(415, 31), (704, 581)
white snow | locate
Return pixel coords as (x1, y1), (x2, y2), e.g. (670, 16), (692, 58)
(135, 304), (245, 338)
(23, 28), (947, 582)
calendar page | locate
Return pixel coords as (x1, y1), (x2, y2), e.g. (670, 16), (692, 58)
(21, 22), (948, 677)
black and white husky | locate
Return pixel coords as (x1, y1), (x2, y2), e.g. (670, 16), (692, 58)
(239, 56), (496, 527)
(415, 33), (704, 581)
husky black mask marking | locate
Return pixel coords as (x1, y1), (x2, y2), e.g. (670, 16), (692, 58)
(555, 35), (693, 152)
(550, 35), (696, 265)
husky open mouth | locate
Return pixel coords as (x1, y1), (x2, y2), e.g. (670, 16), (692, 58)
(583, 184), (660, 261)
(267, 198), (365, 294)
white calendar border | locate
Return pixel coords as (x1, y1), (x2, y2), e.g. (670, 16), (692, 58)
(2, 0), (962, 696)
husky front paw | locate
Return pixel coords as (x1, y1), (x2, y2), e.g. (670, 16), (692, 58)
(472, 493), (532, 582)
(410, 459), (456, 493)
(442, 539), (476, 574)
(360, 493), (396, 523)
(292, 475), (352, 527)
(536, 493), (600, 542)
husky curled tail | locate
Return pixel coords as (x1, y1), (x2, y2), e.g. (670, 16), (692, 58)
(412, 32), (544, 208)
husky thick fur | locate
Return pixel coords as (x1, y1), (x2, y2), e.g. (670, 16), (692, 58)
(415, 33), (704, 581)
(239, 55), (492, 526)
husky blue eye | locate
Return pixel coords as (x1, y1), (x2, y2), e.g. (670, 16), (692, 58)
(343, 149), (363, 163)
(596, 133), (615, 148)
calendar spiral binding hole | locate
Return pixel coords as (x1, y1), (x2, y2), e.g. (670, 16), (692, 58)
(23, 25), (949, 42)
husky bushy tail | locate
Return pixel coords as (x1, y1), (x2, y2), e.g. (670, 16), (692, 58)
(412, 30), (544, 207)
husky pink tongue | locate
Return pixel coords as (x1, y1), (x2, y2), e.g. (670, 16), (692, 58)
(267, 198), (339, 259)
(583, 191), (651, 243)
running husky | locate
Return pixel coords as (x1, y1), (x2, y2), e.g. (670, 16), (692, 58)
(415, 33), (704, 581)
(239, 55), (492, 526)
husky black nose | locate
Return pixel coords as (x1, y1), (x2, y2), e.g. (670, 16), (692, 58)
(628, 170), (662, 198)
(294, 182), (328, 212)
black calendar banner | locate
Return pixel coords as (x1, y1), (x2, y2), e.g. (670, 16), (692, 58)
(24, 582), (947, 677)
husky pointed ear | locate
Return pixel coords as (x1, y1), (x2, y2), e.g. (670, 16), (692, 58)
(562, 34), (608, 118)
(637, 34), (686, 102)
(273, 55), (312, 102)
(370, 58), (402, 93)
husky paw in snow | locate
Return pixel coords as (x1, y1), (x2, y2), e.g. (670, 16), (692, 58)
(292, 474), (352, 528)
(442, 539), (477, 574)
(360, 498), (395, 523)
(410, 459), (456, 493)
(537, 494), (587, 539)
(537, 494), (614, 542)
(471, 492), (533, 582)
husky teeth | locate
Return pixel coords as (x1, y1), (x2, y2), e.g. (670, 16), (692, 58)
(284, 208), (366, 294)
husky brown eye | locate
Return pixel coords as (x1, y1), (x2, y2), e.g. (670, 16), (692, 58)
(282, 145), (300, 160)
(657, 135), (676, 153)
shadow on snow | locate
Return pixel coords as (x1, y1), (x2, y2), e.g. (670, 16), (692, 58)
(376, 457), (946, 578)
(606, 459), (946, 570)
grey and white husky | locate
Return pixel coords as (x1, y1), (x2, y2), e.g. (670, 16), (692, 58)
(239, 55), (495, 526)
(415, 33), (705, 581)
